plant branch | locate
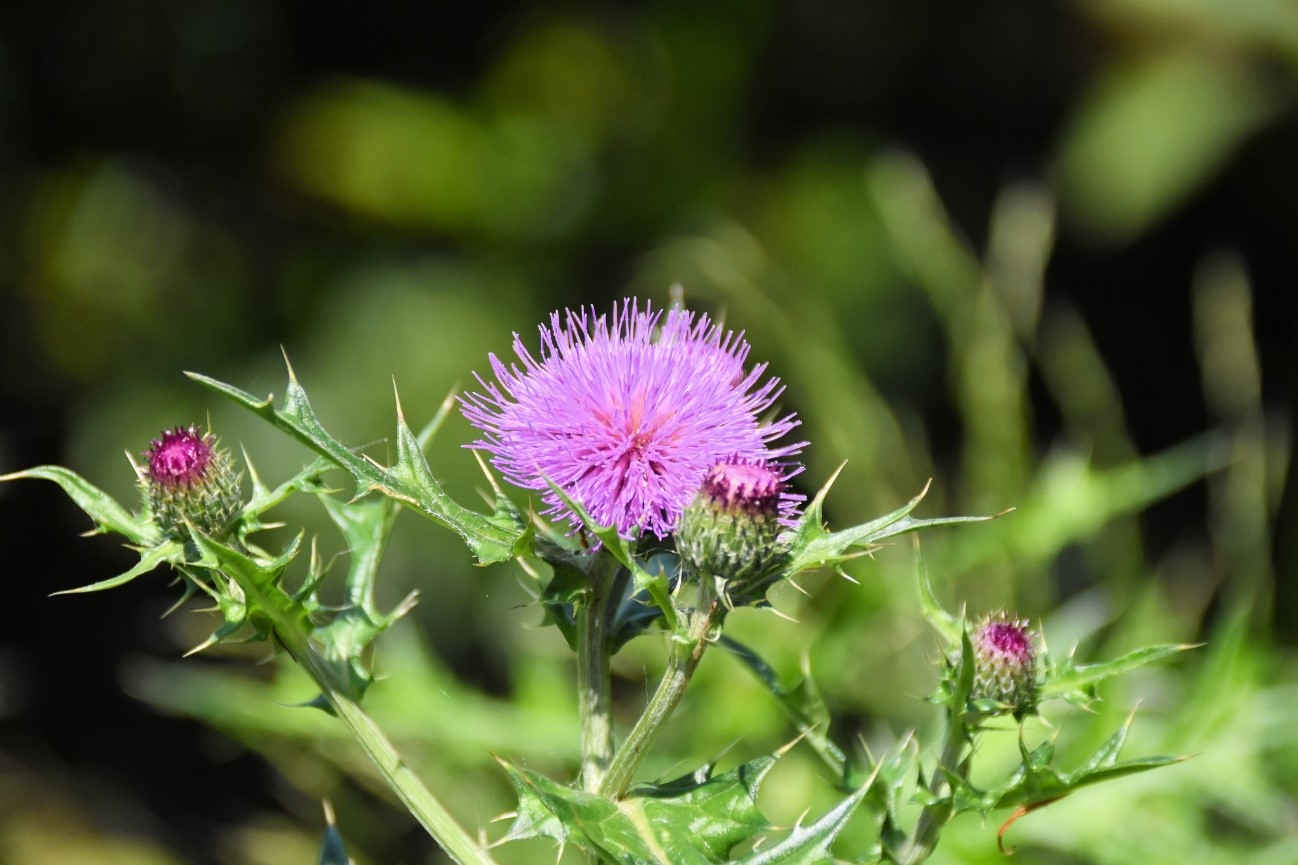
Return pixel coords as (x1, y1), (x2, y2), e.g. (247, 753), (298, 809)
(294, 643), (500, 865)
(599, 584), (721, 800)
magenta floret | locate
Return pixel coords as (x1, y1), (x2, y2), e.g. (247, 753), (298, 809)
(146, 425), (214, 490)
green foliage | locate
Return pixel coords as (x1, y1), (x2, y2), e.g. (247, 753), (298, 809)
(786, 476), (1002, 578)
(187, 366), (529, 565)
(503, 758), (776, 864)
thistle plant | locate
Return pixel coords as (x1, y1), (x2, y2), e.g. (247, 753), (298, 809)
(2, 297), (1193, 864)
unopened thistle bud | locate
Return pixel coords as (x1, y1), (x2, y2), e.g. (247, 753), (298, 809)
(675, 460), (794, 602)
(971, 614), (1038, 716)
(143, 425), (241, 540)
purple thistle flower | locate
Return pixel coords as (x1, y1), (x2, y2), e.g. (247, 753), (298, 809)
(460, 300), (803, 539)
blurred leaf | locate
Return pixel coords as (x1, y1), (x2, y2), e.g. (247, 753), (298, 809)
(275, 79), (593, 241)
(318, 802), (351, 865)
(719, 636), (851, 785)
(1056, 51), (1280, 245)
(916, 545), (963, 647)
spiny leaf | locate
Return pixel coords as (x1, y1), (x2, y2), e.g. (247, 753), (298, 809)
(627, 757), (776, 861)
(501, 758), (780, 864)
(951, 712), (1190, 820)
(2, 465), (156, 544)
(499, 763), (672, 864)
(735, 767), (877, 865)
(51, 540), (183, 595)
(786, 481), (1000, 575)
(1041, 643), (1197, 698)
(187, 367), (525, 564)
(187, 528), (315, 648)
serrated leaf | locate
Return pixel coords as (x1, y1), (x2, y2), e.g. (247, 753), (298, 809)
(1041, 643), (1196, 697)
(187, 529), (316, 657)
(502, 758), (777, 864)
(966, 713), (1189, 817)
(2, 465), (156, 544)
(51, 540), (182, 595)
(241, 455), (335, 520)
(787, 483), (999, 575)
(187, 368), (525, 564)
(736, 769), (876, 865)
(628, 757), (776, 861)
(500, 763), (684, 864)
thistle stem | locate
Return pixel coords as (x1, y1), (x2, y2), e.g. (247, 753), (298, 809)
(897, 711), (969, 865)
(208, 548), (498, 865)
(600, 588), (720, 800)
(294, 645), (500, 865)
(576, 549), (620, 793)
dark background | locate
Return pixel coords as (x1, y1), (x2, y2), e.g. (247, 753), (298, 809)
(0, 2), (1294, 863)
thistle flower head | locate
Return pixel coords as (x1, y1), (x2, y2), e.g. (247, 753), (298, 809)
(675, 459), (800, 602)
(971, 613), (1038, 715)
(461, 300), (803, 539)
(147, 426), (214, 490)
(143, 425), (241, 539)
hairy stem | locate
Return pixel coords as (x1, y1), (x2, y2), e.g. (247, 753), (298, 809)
(600, 586), (720, 800)
(576, 549), (620, 793)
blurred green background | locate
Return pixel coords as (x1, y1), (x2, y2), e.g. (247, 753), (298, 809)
(0, 1), (1296, 863)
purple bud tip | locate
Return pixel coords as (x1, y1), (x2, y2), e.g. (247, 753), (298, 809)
(146, 425), (213, 490)
(700, 459), (786, 515)
(977, 617), (1034, 664)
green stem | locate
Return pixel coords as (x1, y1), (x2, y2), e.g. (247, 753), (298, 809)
(600, 590), (720, 800)
(576, 549), (620, 793)
(199, 539), (498, 865)
(294, 645), (500, 865)
(897, 711), (969, 865)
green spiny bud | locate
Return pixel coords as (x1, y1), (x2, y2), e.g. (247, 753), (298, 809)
(675, 460), (794, 603)
(142, 425), (241, 540)
(971, 613), (1038, 716)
